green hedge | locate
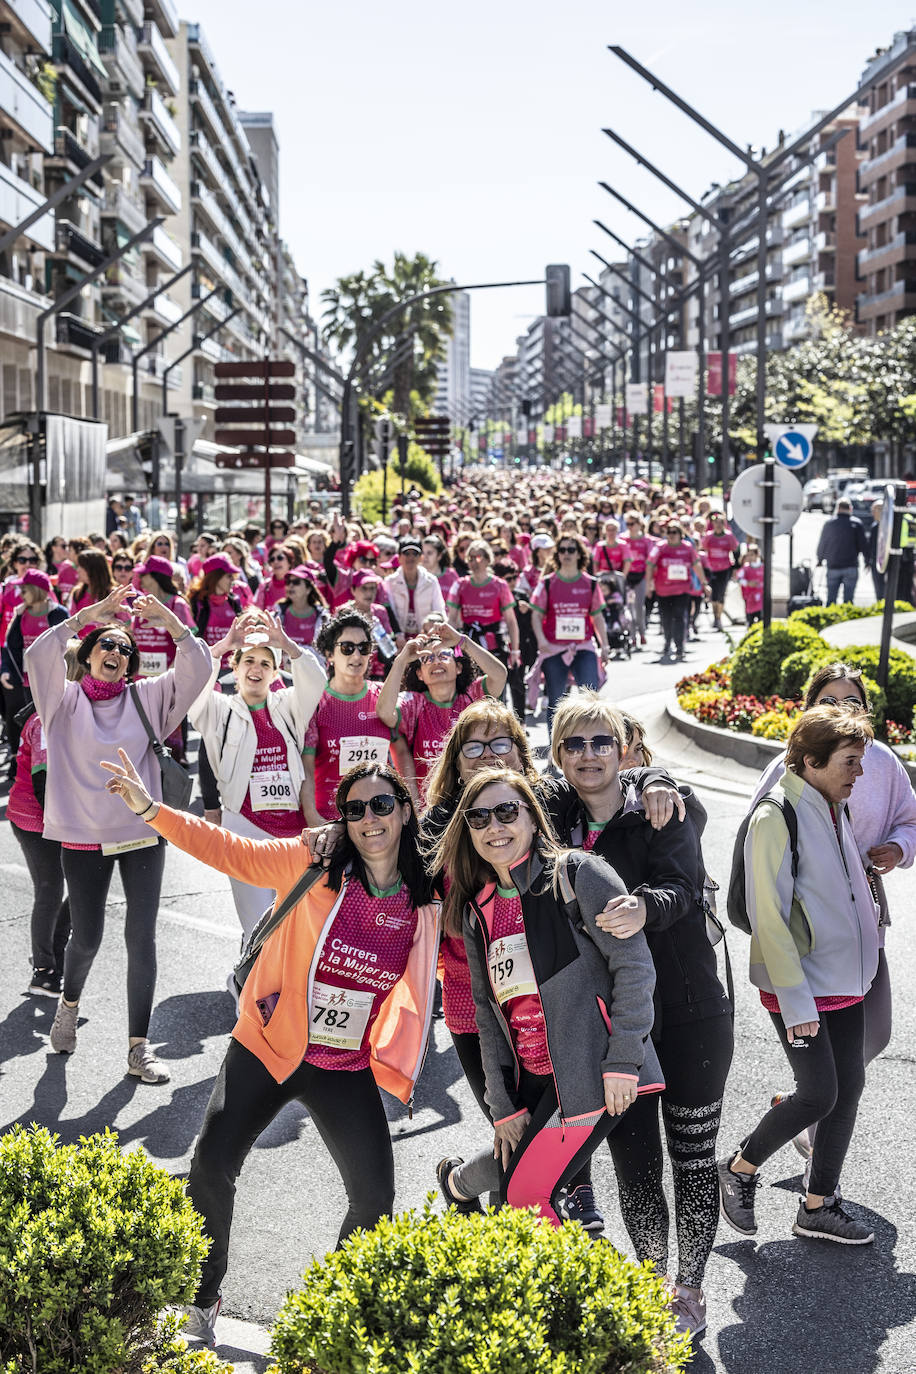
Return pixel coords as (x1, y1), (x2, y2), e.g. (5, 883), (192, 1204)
(0, 1125), (223, 1374)
(267, 1200), (689, 1374)
(730, 620), (824, 698)
(788, 599), (914, 632)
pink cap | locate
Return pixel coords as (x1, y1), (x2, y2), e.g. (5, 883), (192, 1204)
(21, 568), (52, 594)
(351, 568), (382, 588)
(202, 553), (236, 577)
(135, 555), (174, 579)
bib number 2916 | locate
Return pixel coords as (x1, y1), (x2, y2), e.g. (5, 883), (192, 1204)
(339, 736), (388, 770)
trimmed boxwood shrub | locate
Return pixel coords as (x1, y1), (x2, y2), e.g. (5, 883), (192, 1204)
(730, 620), (824, 698)
(829, 645), (916, 727)
(0, 1125), (225, 1374)
(267, 1200), (690, 1374)
(788, 599), (914, 632)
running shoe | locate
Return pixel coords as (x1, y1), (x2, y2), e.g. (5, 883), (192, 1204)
(183, 1296), (221, 1347)
(29, 967), (61, 998)
(127, 1041), (171, 1084)
(802, 1156), (842, 1204)
(49, 998), (78, 1053)
(792, 1197), (873, 1245)
(561, 1183), (605, 1231)
(770, 1092), (813, 1159)
(671, 1285), (707, 1337)
(717, 1153), (761, 1236)
(436, 1157), (482, 1214)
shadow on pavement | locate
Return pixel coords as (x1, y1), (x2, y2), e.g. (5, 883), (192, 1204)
(0, 1052), (139, 1139)
(149, 990), (238, 1059)
(714, 1211), (916, 1373)
(216, 1347), (269, 1373)
(385, 1031), (475, 1142)
(0, 994), (64, 1070)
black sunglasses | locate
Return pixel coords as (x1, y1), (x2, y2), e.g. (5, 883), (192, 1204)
(460, 736), (514, 759)
(97, 637), (132, 658)
(557, 544), (578, 555)
(818, 694), (865, 711)
(464, 799), (531, 830)
(16, 555), (39, 564)
(113, 562), (133, 570)
(561, 734), (617, 756)
(336, 640), (371, 656)
(269, 554), (289, 563)
(340, 794), (399, 821)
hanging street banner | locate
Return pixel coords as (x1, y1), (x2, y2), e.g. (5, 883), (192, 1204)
(594, 403), (613, 429)
(625, 383), (648, 415)
(566, 415), (582, 439)
(664, 350), (698, 398)
(707, 352), (737, 397)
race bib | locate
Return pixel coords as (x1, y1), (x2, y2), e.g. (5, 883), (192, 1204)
(101, 835), (159, 857)
(555, 614), (586, 640)
(666, 562), (689, 582)
(138, 650), (168, 678)
(249, 769), (296, 812)
(339, 735), (388, 770)
(309, 981), (375, 1051)
(488, 931), (537, 1005)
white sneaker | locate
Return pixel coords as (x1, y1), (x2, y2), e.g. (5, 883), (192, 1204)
(49, 998), (79, 1053)
(671, 1285), (707, 1337)
(183, 1296), (221, 1348)
(127, 1040), (171, 1084)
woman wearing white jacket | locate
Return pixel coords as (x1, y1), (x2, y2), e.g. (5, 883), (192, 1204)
(189, 613), (325, 936)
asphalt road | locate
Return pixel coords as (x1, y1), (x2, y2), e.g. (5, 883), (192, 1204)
(1, 526), (913, 1372)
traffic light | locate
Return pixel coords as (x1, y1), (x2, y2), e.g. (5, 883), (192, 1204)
(373, 416), (394, 463)
(546, 264), (571, 318)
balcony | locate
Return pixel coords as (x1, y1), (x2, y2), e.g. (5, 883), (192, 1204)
(814, 230), (837, 254)
(52, 33), (102, 110)
(857, 277), (916, 321)
(815, 189), (836, 216)
(782, 197), (810, 231)
(189, 127), (222, 187)
(9, 0), (53, 53)
(860, 84), (916, 139)
(146, 0), (179, 38)
(146, 292), (182, 326)
(0, 48), (53, 152)
(857, 230), (916, 275)
(137, 22), (180, 96)
(53, 219), (106, 268)
(102, 183), (147, 234)
(782, 235), (811, 268)
(784, 313), (811, 343)
(48, 127), (105, 189)
(858, 132), (916, 189)
(190, 180), (246, 263)
(99, 24), (145, 101)
(142, 222), (182, 272)
(0, 159), (53, 251)
(782, 275), (811, 303)
(102, 260), (148, 309)
(191, 229), (248, 301)
(192, 380), (215, 401)
(859, 182), (916, 229)
(100, 106), (145, 169)
(813, 270), (836, 291)
(0, 273), (51, 345)
(144, 353), (181, 386)
(188, 80), (256, 213)
(139, 88), (181, 157)
(141, 156), (181, 214)
(119, 0), (144, 23)
(55, 311), (101, 352)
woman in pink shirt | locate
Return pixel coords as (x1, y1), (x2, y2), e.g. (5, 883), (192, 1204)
(646, 522), (709, 663)
(621, 514), (655, 649)
(255, 544), (295, 612)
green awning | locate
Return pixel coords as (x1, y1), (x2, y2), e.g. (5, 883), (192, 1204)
(62, 0), (107, 78)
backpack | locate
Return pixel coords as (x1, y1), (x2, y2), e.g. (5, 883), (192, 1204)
(726, 794), (798, 934)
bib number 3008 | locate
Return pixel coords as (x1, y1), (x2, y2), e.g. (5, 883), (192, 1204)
(249, 770), (295, 812)
(488, 931), (537, 1005)
(309, 981), (375, 1051)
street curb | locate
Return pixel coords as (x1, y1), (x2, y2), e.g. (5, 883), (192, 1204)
(665, 697), (784, 771)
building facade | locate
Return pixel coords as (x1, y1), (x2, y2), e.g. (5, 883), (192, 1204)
(433, 286), (470, 422)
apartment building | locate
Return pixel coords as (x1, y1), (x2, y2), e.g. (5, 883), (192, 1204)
(433, 287), (470, 423)
(856, 28), (916, 334)
(487, 353), (518, 423)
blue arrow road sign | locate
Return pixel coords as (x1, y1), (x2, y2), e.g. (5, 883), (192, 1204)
(774, 430), (812, 468)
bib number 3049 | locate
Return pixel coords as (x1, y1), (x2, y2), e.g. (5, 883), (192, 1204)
(488, 931), (537, 1005)
(309, 981), (374, 1051)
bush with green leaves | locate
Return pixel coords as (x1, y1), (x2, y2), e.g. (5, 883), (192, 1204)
(353, 440), (442, 523)
(729, 620), (824, 698)
(788, 599), (914, 632)
(267, 1199), (689, 1374)
(0, 1125), (219, 1374)
(828, 644), (916, 727)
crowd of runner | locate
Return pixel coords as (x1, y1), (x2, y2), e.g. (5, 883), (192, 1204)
(2, 466), (911, 1350)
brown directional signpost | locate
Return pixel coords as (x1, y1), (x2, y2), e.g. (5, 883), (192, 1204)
(213, 359), (297, 515)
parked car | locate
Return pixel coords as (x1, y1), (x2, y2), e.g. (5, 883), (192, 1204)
(845, 479), (889, 520)
(802, 477), (832, 511)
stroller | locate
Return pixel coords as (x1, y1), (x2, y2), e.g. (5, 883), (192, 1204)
(601, 572), (633, 659)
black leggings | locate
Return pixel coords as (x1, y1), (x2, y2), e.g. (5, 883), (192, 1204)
(607, 1013), (733, 1289)
(189, 1039), (394, 1306)
(658, 594), (691, 652)
(60, 840), (166, 1038)
(742, 1002), (865, 1198)
(12, 822), (70, 972)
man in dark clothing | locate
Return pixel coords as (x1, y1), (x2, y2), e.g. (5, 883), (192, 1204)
(816, 497), (867, 604)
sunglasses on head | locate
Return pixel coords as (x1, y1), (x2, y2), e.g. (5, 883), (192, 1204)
(97, 637), (132, 658)
(557, 544), (578, 555)
(460, 736), (514, 759)
(340, 793), (400, 821)
(336, 639), (371, 656)
(464, 799), (531, 829)
(561, 734), (617, 756)
(818, 694), (865, 711)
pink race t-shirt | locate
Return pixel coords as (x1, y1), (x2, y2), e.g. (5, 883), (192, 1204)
(302, 879), (417, 1071)
(531, 573), (604, 646)
(447, 576), (513, 628)
(280, 606), (322, 651)
(478, 884), (551, 1076)
(593, 542), (625, 574)
(440, 931), (477, 1035)
(0, 577), (24, 644)
(701, 530), (739, 573)
(131, 596), (194, 678)
(621, 536), (654, 575)
(738, 564), (764, 613)
(238, 700), (303, 838)
(649, 543), (696, 597)
(255, 576), (288, 612)
(396, 678), (485, 796)
(303, 682), (394, 820)
(7, 712), (46, 832)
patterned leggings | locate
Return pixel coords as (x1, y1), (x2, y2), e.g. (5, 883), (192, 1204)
(607, 1014), (733, 1288)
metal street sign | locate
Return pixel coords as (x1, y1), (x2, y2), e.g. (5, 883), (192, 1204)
(765, 423), (818, 470)
(156, 416), (205, 457)
(214, 451), (296, 470)
(876, 481), (902, 575)
(730, 462), (802, 537)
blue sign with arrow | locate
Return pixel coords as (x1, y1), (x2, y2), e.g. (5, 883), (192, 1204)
(764, 423), (818, 470)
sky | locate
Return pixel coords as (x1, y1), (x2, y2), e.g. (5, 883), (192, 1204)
(183, 0), (914, 371)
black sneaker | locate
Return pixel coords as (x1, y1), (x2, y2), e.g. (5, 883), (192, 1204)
(561, 1183), (605, 1231)
(436, 1157), (483, 1215)
(792, 1197), (874, 1245)
(28, 968), (61, 998)
(717, 1153), (761, 1236)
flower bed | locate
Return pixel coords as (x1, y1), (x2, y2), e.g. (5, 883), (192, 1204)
(676, 662), (802, 740)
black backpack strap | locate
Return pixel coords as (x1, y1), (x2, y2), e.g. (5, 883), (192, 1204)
(238, 860), (329, 978)
(778, 797), (799, 880)
(129, 684), (165, 757)
(218, 708), (233, 763)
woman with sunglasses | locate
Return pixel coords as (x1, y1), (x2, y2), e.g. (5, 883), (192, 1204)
(255, 544), (295, 613)
(44, 536), (68, 581)
(111, 551), (135, 589)
(545, 691), (731, 1338)
(446, 539), (519, 685)
(302, 611), (402, 825)
(530, 534), (609, 729)
(375, 622), (506, 801)
(189, 554), (245, 671)
(428, 768), (661, 1225)
(748, 662), (916, 1188)
(26, 582), (212, 1083)
(100, 754), (439, 1350)
(0, 569), (69, 779)
(275, 564), (329, 654)
(190, 613), (324, 936)
(0, 543), (45, 648)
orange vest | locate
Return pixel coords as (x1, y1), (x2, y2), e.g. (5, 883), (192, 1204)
(152, 808), (440, 1101)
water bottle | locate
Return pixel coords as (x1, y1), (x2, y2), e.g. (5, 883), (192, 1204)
(373, 620), (397, 662)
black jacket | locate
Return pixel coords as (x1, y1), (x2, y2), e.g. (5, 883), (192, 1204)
(816, 512), (867, 568)
(1, 604), (69, 683)
(546, 780), (729, 1034)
